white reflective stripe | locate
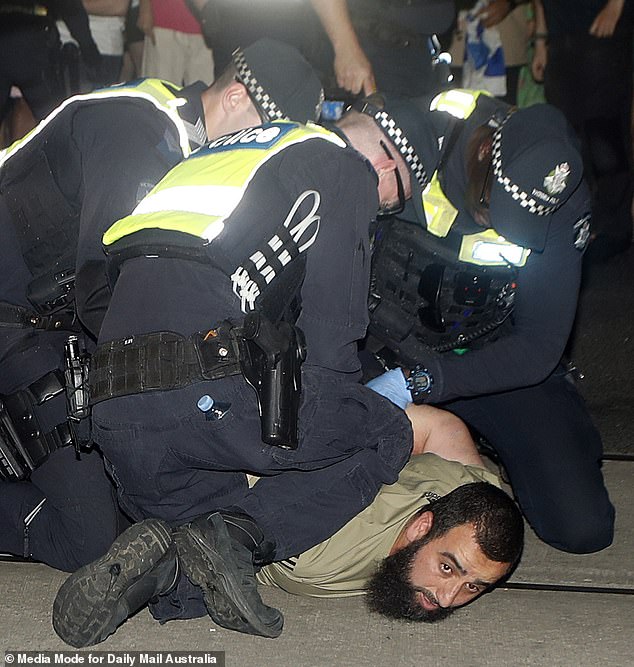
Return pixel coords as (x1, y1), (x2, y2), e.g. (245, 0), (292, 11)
(231, 189), (321, 313)
(287, 190), (320, 252)
(133, 185), (243, 219)
(0, 88), (190, 167)
(24, 498), (46, 527)
(472, 241), (525, 265)
(201, 220), (225, 242)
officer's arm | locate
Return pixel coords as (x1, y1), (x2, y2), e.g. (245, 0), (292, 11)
(419, 192), (588, 402)
(293, 145), (378, 376)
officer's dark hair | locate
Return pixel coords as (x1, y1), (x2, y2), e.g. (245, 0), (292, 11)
(214, 62), (240, 89)
(417, 482), (524, 566)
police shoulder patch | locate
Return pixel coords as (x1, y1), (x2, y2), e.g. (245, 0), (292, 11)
(205, 122), (296, 154)
(573, 214), (591, 251)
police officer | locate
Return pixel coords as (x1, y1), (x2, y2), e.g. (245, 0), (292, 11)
(364, 89), (614, 555)
(52, 100), (425, 646)
(0, 40), (324, 572)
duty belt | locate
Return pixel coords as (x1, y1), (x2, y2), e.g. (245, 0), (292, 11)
(89, 325), (242, 404)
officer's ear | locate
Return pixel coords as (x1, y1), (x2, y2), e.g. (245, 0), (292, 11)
(222, 79), (252, 114)
(405, 510), (434, 544)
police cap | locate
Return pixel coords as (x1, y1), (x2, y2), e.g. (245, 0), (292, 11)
(353, 94), (431, 205)
(488, 103), (583, 251)
(233, 38), (324, 124)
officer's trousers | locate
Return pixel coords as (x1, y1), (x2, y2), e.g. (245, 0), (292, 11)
(446, 367), (615, 554)
(92, 366), (412, 621)
(0, 445), (127, 572)
(0, 200), (128, 571)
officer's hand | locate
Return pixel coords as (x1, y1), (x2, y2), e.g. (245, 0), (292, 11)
(365, 368), (411, 410)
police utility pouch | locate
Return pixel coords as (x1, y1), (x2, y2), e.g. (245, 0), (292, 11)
(236, 312), (306, 450)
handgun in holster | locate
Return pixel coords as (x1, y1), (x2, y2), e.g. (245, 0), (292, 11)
(64, 335), (92, 451)
(236, 312), (306, 450)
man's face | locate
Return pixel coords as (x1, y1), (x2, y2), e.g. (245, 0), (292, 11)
(367, 522), (510, 623)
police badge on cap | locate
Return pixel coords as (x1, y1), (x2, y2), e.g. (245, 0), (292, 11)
(488, 104), (584, 251)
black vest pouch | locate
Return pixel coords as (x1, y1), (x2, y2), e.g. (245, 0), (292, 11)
(1, 148), (80, 313)
(369, 218), (516, 366)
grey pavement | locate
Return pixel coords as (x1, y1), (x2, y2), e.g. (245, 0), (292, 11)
(2, 247), (633, 666)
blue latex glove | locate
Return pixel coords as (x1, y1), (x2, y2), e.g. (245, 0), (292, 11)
(365, 368), (411, 410)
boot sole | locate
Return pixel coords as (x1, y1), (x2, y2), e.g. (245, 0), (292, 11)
(175, 520), (283, 638)
(52, 518), (173, 648)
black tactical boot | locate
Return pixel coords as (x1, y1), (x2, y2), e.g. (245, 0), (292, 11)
(52, 518), (177, 648)
(174, 510), (283, 638)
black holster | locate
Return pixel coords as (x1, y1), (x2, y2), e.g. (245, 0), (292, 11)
(0, 372), (72, 481)
(88, 314), (306, 450)
(236, 313), (306, 450)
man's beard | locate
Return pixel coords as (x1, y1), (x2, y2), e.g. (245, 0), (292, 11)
(365, 537), (455, 623)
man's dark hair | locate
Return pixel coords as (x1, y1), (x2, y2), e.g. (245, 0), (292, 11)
(419, 482), (524, 566)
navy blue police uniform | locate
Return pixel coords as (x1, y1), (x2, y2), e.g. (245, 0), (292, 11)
(90, 122), (412, 622)
(0, 39), (325, 573)
(0, 82), (211, 570)
(366, 92), (614, 553)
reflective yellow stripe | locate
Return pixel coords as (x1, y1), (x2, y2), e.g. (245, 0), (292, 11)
(422, 172), (459, 237)
(429, 88), (491, 119)
(421, 171), (529, 267)
(0, 79), (190, 167)
(133, 185), (243, 220)
(459, 229), (530, 267)
(103, 122), (345, 246)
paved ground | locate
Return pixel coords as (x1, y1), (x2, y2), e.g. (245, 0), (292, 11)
(1, 246), (632, 666)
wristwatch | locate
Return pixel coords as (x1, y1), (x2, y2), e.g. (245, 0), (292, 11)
(406, 365), (434, 404)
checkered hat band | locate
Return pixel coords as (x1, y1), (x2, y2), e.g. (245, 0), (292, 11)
(374, 110), (427, 188)
(492, 123), (556, 216)
(233, 48), (287, 122)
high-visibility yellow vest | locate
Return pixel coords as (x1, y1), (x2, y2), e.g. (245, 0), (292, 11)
(103, 121), (347, 248)
(420, 89), (530, 267)
(0, 78), (193, 166)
